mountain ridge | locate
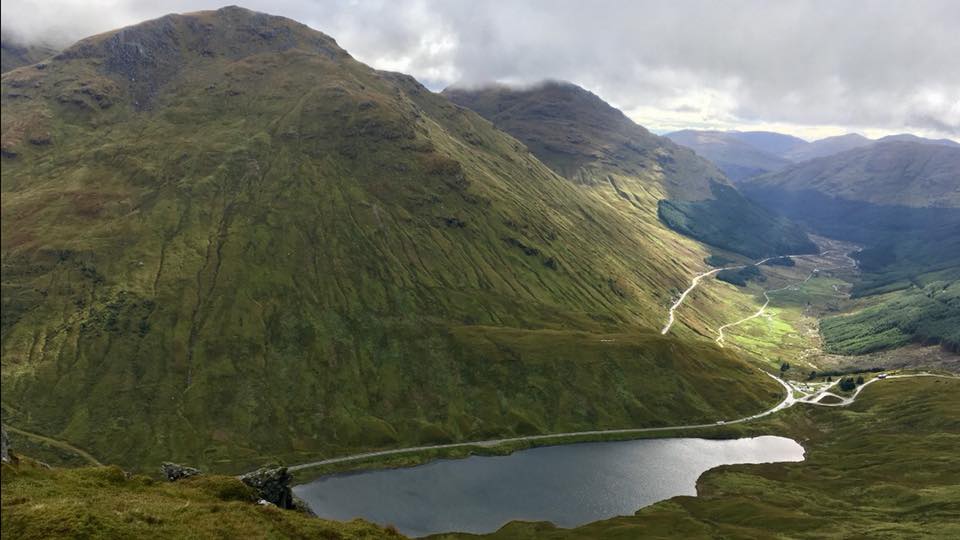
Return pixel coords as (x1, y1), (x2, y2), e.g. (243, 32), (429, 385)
(443, 82), (816, 259)
(666, 128), (959, 181)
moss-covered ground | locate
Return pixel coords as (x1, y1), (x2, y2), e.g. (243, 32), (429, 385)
(1, 458), (401, 539)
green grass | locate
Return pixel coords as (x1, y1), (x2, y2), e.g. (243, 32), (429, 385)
(821, 281), (960, 354)
(1, 458), (401, 539)
(433, 376), (960, 539)
(5, 378), (956, 539)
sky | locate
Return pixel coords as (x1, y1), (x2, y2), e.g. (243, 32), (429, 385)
(2, 0), (958, 141)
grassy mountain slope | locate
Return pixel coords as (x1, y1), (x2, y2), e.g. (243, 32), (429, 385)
(1, 7), (780, 471)
(443, 83), (720, 198)
(443, 83), (815, 259)
(664, 129), (794, 181)
(439, 376), (960, 539)
(1, 456), (402, 539)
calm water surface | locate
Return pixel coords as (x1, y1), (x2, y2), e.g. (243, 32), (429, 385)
(294, 436), (804, 537)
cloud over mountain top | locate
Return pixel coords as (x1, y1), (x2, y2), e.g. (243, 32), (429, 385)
(2, 0), (957, 139)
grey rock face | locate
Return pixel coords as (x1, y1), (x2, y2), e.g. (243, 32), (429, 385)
(161, 462), (201, 481)
(239, 466), (294, 509)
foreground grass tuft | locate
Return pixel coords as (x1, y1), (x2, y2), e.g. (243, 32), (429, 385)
(1, 457), (403, 539)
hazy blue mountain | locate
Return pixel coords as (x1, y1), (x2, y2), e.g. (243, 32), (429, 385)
(743, 140), (960, 294)
(784, 133), (872, 161)
(877, 133), (960, 148)
(728, 131), (807, 156)
(667, 128), (959, 182)
(663, 129), (793, 181)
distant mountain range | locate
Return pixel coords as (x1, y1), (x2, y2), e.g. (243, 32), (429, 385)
(745, 140), (960, 209)
(666, 129), (959, 181)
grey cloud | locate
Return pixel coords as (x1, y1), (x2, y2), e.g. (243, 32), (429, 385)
(1, 0), (957, 139)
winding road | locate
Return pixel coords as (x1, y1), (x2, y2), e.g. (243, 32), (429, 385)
(661, 252), (825, 335)
(660, 267), (724, 335)
(284, 371), (956, 474)
(289, 372), (796, 472)
(795, 373), (942, 407)
(714, 251), (858, 347)
(281, 247), (945, 476)
(2, 250), (945, 478)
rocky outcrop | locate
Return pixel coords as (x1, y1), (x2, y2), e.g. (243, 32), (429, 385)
(239, 466), (294, 509)
(161, 462), (201, 481)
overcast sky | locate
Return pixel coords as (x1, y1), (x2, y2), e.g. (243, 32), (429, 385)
(2, 0), (958, 140)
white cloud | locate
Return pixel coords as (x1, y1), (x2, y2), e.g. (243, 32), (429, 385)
(2, 0), (957, 140)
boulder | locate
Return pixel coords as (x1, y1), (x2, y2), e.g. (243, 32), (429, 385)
(239, 466), (294, 509)
(161, 462), (201, 481)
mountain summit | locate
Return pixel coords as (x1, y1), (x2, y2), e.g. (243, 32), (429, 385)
(445, 81), (720, 198)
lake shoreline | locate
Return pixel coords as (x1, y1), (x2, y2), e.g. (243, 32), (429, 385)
(294, 435), (806, 537)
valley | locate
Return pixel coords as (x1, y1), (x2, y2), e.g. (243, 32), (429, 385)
(1, 4), (957, 540)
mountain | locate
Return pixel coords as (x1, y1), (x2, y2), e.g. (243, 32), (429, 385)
(0, 8), (782, 471)
(745, 140), (960, 208)
(443, 83), (815, 259)
(663, 129), (793, 181)
(743, 140), (960, 353)
(667, 129), (960, 181)
(726, 130), (807, 157)
(783, 133), (872, 161)
(1, 33), (57, 73)
(876, 133), (960, 148)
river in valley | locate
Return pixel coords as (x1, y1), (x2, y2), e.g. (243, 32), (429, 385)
(293, 436), (804, 537)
